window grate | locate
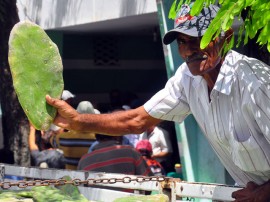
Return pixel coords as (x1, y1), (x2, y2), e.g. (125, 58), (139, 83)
(93, 37), (119, 66)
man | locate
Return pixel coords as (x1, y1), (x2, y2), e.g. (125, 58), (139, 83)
(78, 134), (152, 177)
(46, 2), (270, 201)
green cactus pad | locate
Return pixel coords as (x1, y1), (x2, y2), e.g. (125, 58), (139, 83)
(8, 20), (64, 131)
(113, 194), (169, 202)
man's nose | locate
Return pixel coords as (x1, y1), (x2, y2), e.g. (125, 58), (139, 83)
(180, 45), (198, 60)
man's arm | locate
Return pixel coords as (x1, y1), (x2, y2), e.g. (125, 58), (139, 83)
(152, 151), (170, 159)
(46, 95), (161, 135)
(28, 123), (38, 151)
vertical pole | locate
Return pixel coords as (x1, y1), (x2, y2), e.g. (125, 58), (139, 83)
(155, 0), (175, 79)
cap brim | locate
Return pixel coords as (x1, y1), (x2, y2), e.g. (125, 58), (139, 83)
(163, 27), (201, 45)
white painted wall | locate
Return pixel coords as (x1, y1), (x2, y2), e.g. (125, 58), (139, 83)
(17, 0), (157, 29)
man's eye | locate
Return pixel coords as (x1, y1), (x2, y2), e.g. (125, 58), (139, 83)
(177, 39), (185, 45)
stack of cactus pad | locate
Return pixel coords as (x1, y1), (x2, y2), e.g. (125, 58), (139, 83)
(8, 20), (64, 130)
(0, 184), (89, 202)
(113, 194), (169, 202)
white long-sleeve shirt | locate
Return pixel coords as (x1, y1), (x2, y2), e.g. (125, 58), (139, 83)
(139, 126), (173, 163)
(144, 50), (270, 186)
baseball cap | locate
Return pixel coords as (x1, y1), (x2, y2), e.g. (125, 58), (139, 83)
(61, 90), (75, 101)
(135, 140), (153, 152)
(76, 101), (100, 114)
(163, 2), (219, 45)
(49, 124), (60, 131)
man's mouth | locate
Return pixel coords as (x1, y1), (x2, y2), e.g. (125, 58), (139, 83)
(186, 54), (208, 63)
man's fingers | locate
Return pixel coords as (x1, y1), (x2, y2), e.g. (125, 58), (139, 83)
(232, 189), (245, 199)
(45, 94), (53, 104)
(232, 181), (260, 201)
(246, 181), (258, 190)
(231, 187), (251, 199)
(46, 95), (61, 107)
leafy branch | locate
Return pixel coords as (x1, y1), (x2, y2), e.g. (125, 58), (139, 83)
(169, 0), (270, 52)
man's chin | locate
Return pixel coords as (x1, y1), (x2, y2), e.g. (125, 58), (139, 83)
(187, 60), (205, 75)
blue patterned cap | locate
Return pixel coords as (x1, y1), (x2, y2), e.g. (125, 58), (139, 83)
(163, 3), (219, 45)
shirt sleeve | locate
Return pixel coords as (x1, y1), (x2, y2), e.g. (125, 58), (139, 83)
(144, 64), (190, 123)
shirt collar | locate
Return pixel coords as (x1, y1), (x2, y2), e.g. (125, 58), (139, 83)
(93, 140), (119, 151)
(213, 50), (235, 95)
(183, 66), (204, 88)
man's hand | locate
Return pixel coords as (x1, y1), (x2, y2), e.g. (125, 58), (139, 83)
(232, 181), (270, 202)
(46, 95), (79, 131)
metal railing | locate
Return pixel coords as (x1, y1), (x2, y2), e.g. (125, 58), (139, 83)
(0, 163), (241, 201)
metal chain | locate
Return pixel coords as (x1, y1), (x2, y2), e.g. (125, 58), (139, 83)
(0, 176), (168, 189)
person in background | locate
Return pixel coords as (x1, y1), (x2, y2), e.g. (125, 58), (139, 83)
(88, 109), (132, 153)
(87, 107), (132, 153)
(50, 101), (98, 170)
(46, 2), (270, 201)
(136, 139), (165, 176)
(139, 124), (173, 173)
(78, 134), (152, 176)
(28, 122), (65, 168)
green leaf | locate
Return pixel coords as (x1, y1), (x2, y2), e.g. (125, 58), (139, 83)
(200, 6), (229, 49)
(243, 0), (252, 7)
(257, 22), (269, 45)
(176, 0), (185, 11)
(200, 21), (220, 49)
(244, 22), (250, 45)
(236, 24), (244, 48)
(168, 0), (186, 20)
(190, 0), (204, 16)
(168, 0), (178, 20)
(262, 10), (270, 24)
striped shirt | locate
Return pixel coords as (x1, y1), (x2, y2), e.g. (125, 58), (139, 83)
(50, 131), (96, 170)
(144, 50), (270, 186)
(77, 140), (152, 176)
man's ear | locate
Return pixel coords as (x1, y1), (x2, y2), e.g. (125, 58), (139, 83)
(224, 28), (234, 43)
(216, 28), (234, 51)
(217, 29), (233, 44)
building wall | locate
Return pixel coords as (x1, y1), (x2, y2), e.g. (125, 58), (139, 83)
(17, 0), (157, 30)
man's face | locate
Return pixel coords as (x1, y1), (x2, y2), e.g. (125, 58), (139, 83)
(177, 33), (222, 76)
